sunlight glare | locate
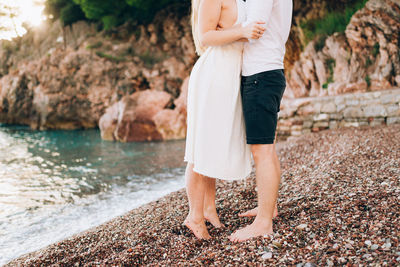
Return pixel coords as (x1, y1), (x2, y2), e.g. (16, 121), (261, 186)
(0, 0), (46, 40)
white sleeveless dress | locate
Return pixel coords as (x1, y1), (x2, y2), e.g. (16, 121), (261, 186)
(184, 0), (252, 181)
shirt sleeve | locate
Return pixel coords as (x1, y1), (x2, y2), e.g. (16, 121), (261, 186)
(243, 0), (274, 26)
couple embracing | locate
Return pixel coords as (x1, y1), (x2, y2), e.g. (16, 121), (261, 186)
(183, 0), (292, 242)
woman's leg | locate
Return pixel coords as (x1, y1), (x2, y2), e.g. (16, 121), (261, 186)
(203, 177), (223, 228)
(184, 163), (211, 239)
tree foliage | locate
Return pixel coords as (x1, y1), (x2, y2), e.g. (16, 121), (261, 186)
(45, 0), (85, 26)
(45, 0), (188, 29)
(0, 4), (20, 35)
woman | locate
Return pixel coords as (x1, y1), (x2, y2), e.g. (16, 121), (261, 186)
(183, 0), (266, 239)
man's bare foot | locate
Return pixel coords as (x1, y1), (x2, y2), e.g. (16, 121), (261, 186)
(238, 203), (278, 218)
(229, 218), (273, 243)
(204, 208), (224, 228)
(184, 217), (211, 240)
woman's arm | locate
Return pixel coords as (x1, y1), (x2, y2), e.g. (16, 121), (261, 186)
(198, 0), (265, 47)
(217, 24), (250, 42)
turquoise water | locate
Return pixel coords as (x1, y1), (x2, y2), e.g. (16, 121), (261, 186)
(0, 125), (186, 265)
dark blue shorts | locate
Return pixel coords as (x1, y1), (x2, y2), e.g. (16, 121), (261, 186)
(241, 69), (286, 144)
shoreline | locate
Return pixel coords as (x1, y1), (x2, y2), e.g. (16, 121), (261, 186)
(6, 125), (400, 266)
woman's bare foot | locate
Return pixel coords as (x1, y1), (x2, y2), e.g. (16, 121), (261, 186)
(229, 218), (273, 243)
(184, 216), (211, 240)
(204, 208), (224, 228)
(238, 203), (278, 218)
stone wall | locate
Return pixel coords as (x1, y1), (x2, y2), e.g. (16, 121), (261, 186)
(278, 88), (400, 138)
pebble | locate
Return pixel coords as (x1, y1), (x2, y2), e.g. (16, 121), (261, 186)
(371, 244), (379, 250)
(272, 241), (282, 249)
(382, 242), (391, 250)
(6, 125), (400, 266)
(296, 224), (308, 230)
(261, 252), (273, 260)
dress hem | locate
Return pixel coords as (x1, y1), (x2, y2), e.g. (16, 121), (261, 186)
(184, 158), (252, 181)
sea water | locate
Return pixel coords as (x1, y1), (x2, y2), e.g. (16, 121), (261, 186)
(0, 125), (186, 265)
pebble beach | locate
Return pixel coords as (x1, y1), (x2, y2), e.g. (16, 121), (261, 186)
(6, 125), (400, 266)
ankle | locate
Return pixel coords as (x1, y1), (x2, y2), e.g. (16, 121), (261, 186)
(253, 216), (273, 227)
(203, 205), (217, 214)
(186, 213), (205, 224)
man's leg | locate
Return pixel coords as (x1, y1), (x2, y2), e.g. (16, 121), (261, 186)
(229, 143), (281, 242)
(203, 177), (223, 228)
(239, 131), (279, 218)
(238, 203), (278, 218)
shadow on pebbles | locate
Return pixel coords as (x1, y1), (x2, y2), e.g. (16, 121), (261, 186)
(6, 125), (400, 266)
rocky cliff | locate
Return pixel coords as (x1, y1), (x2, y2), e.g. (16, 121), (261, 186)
(287, 0), (400, 98)
(0, 7), (194, 141)
(0, 0), (399, 141)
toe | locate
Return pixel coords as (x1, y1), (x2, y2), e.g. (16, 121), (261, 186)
(228, 234), (235, 242)
(238, 212), (248, 217)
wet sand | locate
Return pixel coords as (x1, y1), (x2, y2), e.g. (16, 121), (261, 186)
(6, 125), (400, 266)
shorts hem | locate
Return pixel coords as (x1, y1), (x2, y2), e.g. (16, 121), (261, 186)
(246, 137), (275, 145)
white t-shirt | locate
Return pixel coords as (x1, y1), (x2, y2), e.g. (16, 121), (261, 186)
(242, 0), (293, 76)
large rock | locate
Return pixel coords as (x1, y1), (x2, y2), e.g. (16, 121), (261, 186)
(173, 76), (189, 116)
(286, 0), (400, 98)
(99, 77), (189, 142)
(99, 90), (172, 142)
(99, 102), (119, 141)
(153, 109), (186, 140)
(153, 77), (189, 140)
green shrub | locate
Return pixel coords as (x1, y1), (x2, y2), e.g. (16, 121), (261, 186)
(138, 50), (164, 68)
(315, 35), (327, 52)
(95, 51), (126, 62)
(45, 0), (85, 26)
(301, 0), (368, 48)
(372, 42), (380, 57)
(323, 58), (336, 89)
(86, 41), (103, 50)
(60, 2), (86, 26)
(327, 58), (335, 75)
(365, 57), (372, 68)
(45, 0), (189, 29)
(365, 75), (371, 87)
(101, 15), (119, 30)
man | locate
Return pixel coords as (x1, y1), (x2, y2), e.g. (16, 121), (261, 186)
(229, 0), (293, 242)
